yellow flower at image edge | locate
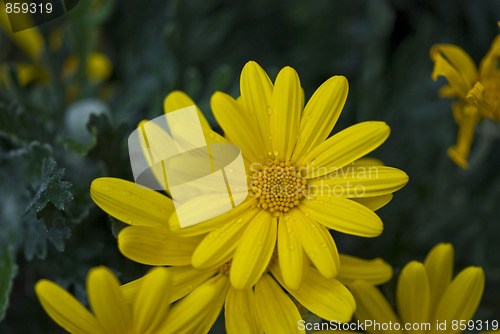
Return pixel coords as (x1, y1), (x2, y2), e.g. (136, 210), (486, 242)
(117, 252), (393, 333)
(316, 243), (484, 334)
(431, 22), (500, 168)
(91, 61), (409, 294)
(35, 266), (173, 334)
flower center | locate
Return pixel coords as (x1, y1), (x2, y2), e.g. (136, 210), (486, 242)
(251, 160), (307, 215)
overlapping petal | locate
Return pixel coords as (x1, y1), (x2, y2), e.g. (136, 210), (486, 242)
(300, 122), (390, 178)
(132, 267), (173, 334)
(255, 273), (305, 334)
(337, 254), (392, 285)
(423, 243), (454, 314)
(212, 91), (267, 163)
(308, 166), (408, 198)
(301, 196), (383, 237)
(192, 208), (259, 269)
(349, 280), (402, 334)
(277, 216), (305, 290)
(230, 211), (277, 289)
(225, 288), (262, 334)
(396, 261), (431, 331)
(35, 280), (104, 334)
(270, 66), (302, 161)
(289, 208), (339, 279)
(271, 263), (355, 323)
(87, 267), (132, 334)
(118, 226), (203, 266)
(432, 267), (485, 333)
(162, 274), (229, 334)
(91, 177), (174, 228)
(292, 76), (348, 161)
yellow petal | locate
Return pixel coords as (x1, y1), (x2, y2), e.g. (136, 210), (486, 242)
(192, 208), (259, 269)
(396, 261), (431, 331)
(300, 122), (390, 178)
(161, 274), (229, 334)
(133, 267), (173, 334)
(337, 254), (393, 285)
(292, 76), (348, 162)
(479, 35), (500, 79)
(272, 263), (355, 323)
(90, 177), (174, 228)
(430, 44), (478, 87)
(240, 61), (274, 154)
(121, 266), (217, 304)
(438, 84), (458, 98)
(169, 199), (255, 236)
(270, 66), (302, 161)
(430, 48), (474, 99)
(301, 196), (383, 237)
(164, 90), (210, 130)
(225, 287), (263, 334)
(255, 273), (305, 334)
(87, 266), (132, 334)
(277, 216), (305, 290)
(447, 103), (480, 169)
(352, 194), (393, 211)
(308, 166), (408, 198)
(423, 243), (454, 315)
(118, 226), (202, 266)
(230, 211), (277, 289)
(348, 280), (402, 334)
(211, 91), (266, 163)
(432, 267), (485, 333)
(466, 81), (493, 120)
(35, 280), (104, 334)
(290, 209), (339, 279)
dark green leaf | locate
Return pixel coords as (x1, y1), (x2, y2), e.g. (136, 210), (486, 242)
(0, 245), (17, 321)
(25, 159), (73, 215)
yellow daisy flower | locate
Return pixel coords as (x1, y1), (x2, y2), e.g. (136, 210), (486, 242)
(346, 243), (484, 334)
(430, 22), (500, 168)
(35, 266), (174, 334)
(119, 252), (393, 334)
(91, 61), (408, 291)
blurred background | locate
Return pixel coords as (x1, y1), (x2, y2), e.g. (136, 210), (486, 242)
(0, 0), (499, 332)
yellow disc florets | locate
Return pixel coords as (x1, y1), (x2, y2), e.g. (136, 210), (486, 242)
(219, 260), (232, 275)
(251, 160), (307, 216)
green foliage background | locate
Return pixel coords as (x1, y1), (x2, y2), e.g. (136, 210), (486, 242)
(0, 0), (499, 332)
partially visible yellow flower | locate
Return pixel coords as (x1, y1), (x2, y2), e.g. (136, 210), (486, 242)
(35, 266), (173, 334)
(119, 250), (392, 334)
(431, 22), (500, 168)
(348, 243), (484, 334)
